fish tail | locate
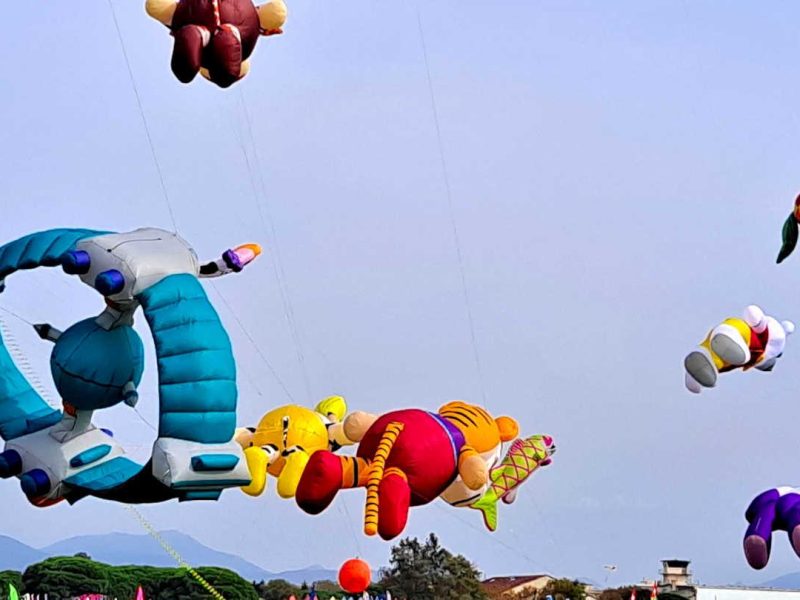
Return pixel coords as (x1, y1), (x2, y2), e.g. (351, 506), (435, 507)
(471, 488), (499, 532)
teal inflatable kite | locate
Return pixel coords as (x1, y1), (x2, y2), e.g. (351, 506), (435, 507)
(0, 227), (260, 507)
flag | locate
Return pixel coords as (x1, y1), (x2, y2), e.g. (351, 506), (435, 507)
(630, 588), (636, 600)
(650, 582), (658, 600)
(8, 584), (18, 600)
(135, 585), (145, 600)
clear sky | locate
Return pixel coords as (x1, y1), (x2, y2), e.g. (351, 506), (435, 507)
(3, 0), (800, 589)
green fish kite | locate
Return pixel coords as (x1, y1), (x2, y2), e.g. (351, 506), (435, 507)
(9, 583), (18, 600)
(470, 434), (556, 532)
(777, 194), (800, 264)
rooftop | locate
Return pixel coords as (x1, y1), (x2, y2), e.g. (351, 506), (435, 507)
(662, 559), (692, 568)
(482, 575), (551, 596)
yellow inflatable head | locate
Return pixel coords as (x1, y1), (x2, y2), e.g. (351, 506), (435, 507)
(238, 396), (350, 499)
(253, 404), (330, 478)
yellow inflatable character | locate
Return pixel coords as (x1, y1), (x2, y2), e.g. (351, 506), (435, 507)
(235, 396), (356, 498)
(684, 305), (794, 393)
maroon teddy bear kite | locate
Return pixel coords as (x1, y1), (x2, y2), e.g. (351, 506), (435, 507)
(146, 0), (287, 88)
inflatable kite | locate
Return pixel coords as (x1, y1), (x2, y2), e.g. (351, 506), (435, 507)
(744, 487), (800, 569)
(235, 395), (359, 499)
(0, 227), (259, 507)
(470, 434), (555, 532)
(777, 194), (800, 263)
(295, 401), (555, 540)
(684, 305), (794, 393)
(145, 0), (287, 88)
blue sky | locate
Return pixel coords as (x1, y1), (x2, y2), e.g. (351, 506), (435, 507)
(3, 0), (800, 588)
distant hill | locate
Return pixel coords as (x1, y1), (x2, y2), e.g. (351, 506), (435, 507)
(41, 531), (273, 582)
(271, 565), (339, 585)
(0, 531), (340, 585)
(0, 535), (46, 571)
(759, 572), (800, 590)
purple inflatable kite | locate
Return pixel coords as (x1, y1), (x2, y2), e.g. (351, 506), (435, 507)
(744, 487), (800, 568)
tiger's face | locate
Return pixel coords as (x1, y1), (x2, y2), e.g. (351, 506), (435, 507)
(252, 405), (329, 476)
(437, 401), (519, 454)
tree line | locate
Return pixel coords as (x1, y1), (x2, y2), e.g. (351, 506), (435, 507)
(0, 556), (258, 600)
(0, 533), (591, 600)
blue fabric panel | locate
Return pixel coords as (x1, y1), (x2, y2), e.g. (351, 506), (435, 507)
(26, 411), (63, 434)
(64, 456), (142, 491)
(191, 453), (240, 472)
(159, 380), (237, 414)
(70, 444), (113, 468)
(159, 411), (235, 441)
(137, 274), (237, 444)
(159, 350), (234, 387)
(0, 229), (107, 282)
(0, 229), (107, 440)
(0, 335), (61, 440)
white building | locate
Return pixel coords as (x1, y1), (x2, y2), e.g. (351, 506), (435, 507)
(632, 560), (800, 600)
(695, 588), (800, 600)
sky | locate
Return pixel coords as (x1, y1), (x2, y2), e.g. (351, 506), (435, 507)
(3, 0), (800, 589)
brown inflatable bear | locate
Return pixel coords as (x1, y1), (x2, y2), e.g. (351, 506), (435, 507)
(146, 0), (286, 88)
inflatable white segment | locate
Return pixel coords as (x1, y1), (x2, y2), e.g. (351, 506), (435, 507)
(75, 228), (200, 303)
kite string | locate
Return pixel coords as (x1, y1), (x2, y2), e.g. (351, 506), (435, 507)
(236, 89), (313, 401)
(132, 404), (158, 433)
(414, 12), (567, 571)
(225, 98), (308, 404)
(432, 503), (553, 574)
(0, 305), (33, 327)
(0, 309), (58, 408)
(415, 9), (487, 406)
(210, 282), (296, 403)
(106, 0), (178, 233)
(109, 4), (301, 411)
(523, 493), (567, 570)
(124, 506), (227, 600)
(338, 499), (365, 559)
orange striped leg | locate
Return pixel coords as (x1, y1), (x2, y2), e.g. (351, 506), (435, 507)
(341, 456), (370, 489)
(364, 422), (404, 536)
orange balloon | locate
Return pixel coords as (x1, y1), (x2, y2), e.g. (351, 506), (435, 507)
(338, 558), (371, 594)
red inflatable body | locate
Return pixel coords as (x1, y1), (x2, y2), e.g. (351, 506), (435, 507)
(296, 402), (519, 540)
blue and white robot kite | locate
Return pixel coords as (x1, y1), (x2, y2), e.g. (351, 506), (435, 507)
(0, 227), (260, 506)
